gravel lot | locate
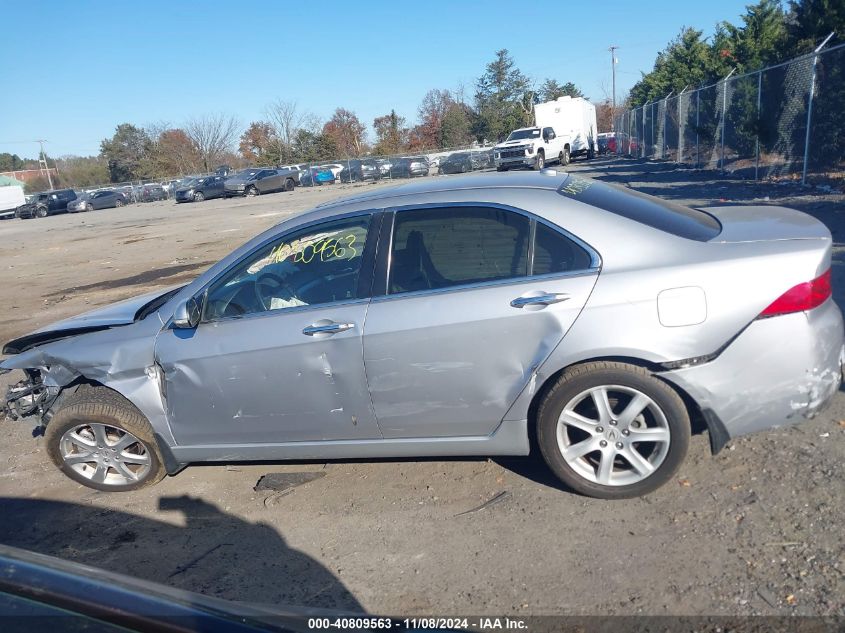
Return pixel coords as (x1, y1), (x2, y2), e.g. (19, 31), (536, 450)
(0, 158), (842, 618)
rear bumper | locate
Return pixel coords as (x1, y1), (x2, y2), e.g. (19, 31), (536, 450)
(661, 300), (844, 449)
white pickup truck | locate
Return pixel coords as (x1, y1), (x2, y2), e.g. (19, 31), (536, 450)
(493, 96), (598, 171)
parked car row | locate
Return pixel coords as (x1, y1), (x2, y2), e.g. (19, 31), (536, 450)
(15, 188), (128, 219)
(173, 168), (299, 204)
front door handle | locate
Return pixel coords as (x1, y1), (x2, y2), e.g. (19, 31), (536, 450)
(302, 321), (355, 336)
(510, 293), (570, 308)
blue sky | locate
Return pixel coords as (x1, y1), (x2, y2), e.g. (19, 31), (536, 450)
(0, 0), (754, 158)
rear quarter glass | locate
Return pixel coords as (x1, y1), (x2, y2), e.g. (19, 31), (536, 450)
(557, 175), (721, 241)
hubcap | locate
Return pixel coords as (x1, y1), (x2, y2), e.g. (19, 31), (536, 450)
(59, 423), (151, 486)
(556, 385), (671, 486)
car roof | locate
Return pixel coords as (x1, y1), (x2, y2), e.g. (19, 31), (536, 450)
(313, 170), (569, 212)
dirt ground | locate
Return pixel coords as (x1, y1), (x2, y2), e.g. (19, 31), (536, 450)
(0, 158), (842, 618)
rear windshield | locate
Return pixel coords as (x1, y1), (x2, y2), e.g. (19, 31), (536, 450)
(557, 175), (721, 241)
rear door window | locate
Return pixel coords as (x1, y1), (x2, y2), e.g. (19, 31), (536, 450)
(389, 207), (530, 294)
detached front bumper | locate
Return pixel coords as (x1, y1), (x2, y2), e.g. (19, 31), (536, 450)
(661, 299), (844, 451)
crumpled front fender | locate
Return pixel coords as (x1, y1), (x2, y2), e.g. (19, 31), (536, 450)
(1, 315), (176, 447)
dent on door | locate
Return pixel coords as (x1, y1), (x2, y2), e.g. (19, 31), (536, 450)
(363, 273), (598, 438)
(155, 303), (381, 446)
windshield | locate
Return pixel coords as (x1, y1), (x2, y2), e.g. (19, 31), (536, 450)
(506, 128), (540, 141)
(237, 170), (261, 180)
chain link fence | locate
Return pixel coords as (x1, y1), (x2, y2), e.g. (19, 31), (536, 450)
(613, 40), (845, 184)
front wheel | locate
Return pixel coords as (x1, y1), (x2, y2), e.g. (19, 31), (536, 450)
(536, 361), (690, 499)
(534, 151), (545, 170)
(193, 191), (205, 202)
(284, 178), (295, 192)
(85, 203), (94, 212)
(115, 199), (124, 207)
(246, 186), (259, 197)
(496, 165), (508, 172)
(562, 147), (571, 165)
(45, 386), (166, 491)
(35, 206), (48, 218)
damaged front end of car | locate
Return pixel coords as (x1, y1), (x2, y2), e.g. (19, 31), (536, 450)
(3, 369), (53, 423)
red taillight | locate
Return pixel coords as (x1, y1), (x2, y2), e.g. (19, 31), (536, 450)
(759, 269), (831, 318)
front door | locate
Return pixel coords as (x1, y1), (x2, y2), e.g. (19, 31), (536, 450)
(363, 205), (599, 438)
(155, 214), (382, 446)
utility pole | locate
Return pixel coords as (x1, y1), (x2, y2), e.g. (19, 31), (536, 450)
(36, 139), (54, 189)
(609, 46), (618, 130)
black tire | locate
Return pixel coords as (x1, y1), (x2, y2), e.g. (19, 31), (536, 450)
(562, 147), (571, 166)
(45, 385), (166, 492)
(587, 148), (595, 160)
(246, 186), (259, 197)
(496, 165), (508, 172)
(284, 178), (295, 192)
(115, 198), (124, 207)
(35, 206), (48, 218)
(85, 203), (94, 212)
(536, 361), (690, 499)
(534, 150), (545, 170)
(193, 191), (205, 202)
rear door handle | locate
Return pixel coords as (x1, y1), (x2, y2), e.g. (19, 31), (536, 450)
(510, 293), (570, 308)
(302, 322), (355, 336)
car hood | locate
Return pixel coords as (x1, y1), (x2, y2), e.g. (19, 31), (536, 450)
(495, 139), (535, 149)
(224, 176), (254, 185)
(174, 187), (195, 194)
(2, 287), (179, 355)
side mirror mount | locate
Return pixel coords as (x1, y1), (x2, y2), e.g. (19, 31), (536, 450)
(172, 296), (201, 329)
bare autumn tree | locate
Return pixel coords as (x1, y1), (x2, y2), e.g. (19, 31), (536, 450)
(322, 108), (366, 157)
(265, 99), (317, 164)
(184, 113), (240, 172)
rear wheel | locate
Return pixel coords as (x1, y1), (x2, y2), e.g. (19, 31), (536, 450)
(536, 361), (690, 499)
(45, 386), (166, 492)
(497, 165), (508, 172)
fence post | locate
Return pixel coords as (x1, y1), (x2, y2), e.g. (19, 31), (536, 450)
(651, 102), (655, 158)
(695, 89), (700, 168)
(641, 103), (647, 159)
(720, 68), (736, 171)
(677, 87), (686, 164)
(755, 70), (762, 181)
(661, 92), (672, 159)
(802, 32), (835, 185)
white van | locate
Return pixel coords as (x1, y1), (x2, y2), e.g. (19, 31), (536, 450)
(0, 185), (25, 220)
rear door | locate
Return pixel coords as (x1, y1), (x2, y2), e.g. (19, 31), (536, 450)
(362, 205), (600, 439)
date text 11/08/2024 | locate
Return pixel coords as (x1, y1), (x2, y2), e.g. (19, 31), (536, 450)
(307, 617), (528, 630)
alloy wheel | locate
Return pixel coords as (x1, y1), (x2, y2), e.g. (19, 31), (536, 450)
(556, 385), (671, 486)
(59, 423), (152, 486)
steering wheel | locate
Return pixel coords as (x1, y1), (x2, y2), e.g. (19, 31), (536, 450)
(255, 271), (295, 311)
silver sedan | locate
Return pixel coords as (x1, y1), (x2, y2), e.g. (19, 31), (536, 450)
(2, 171), (842, 498)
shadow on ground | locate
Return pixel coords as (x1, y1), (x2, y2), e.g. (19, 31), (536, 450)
(0, 496), (362, 612)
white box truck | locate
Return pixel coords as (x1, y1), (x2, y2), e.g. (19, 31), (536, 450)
(493, 96), (598, 171)
(0, 185), (25, 220)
